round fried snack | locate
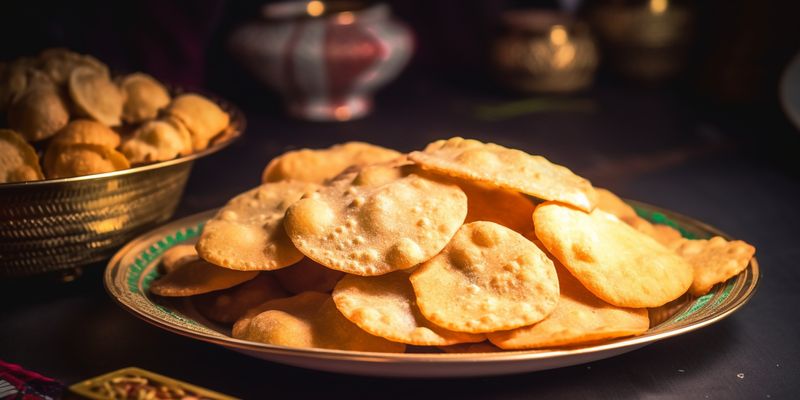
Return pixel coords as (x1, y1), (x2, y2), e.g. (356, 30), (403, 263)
(620, 215), (683, 247)
(409, 137), (597, 212)
(43, 143), (130, 179)
(623, 216), (683, 246)
(160, 244), (199, 274)
(651, 224), (683, 245)
(273, 258), (345, 294)
(7, 82), (69, 141)
(164, 93), (230, 151)
(533, 202), (693, 308)
(196, 180), (318, 271)
(193, 273), (289, 324)
(410, 221), (559, 333)
(149, 259), (259, 297)
(284, 163), (468, 276)
(120, 118), (192, 164)
(69, 66), (124, 126)
(50, 119), (121, 149)
(232, 291), (405, 352)
(119, 73), (171, 123)
(0, 129), (44, 183)
(669, 236), (756, 297)
(262, 142), (402, 184)
(460, 180), (536, 235)
(595, 188), (638, 220)
(487, 264), (650, 350)
(333, 271), (485, 346)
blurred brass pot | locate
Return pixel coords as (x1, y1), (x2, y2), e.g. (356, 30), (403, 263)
(588, 0), (693, 82)
(492, 11), (598, 93)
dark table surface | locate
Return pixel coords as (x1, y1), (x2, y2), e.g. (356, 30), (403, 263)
(2, 74), (799, 399)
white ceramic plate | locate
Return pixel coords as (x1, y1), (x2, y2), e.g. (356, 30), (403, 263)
(105, 203), (759, 378)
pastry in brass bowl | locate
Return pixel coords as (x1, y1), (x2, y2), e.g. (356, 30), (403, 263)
(50, 119), (121, 149)
(164, 93), (230, 151)
(0, 49), (245, 279)
(120, 118), (192, 164)
(7, 81), (69, 142)
(119, 72), (171, 124)
(2, 49), (238, 182)
(38, 48), (109, 86)
(0, 129), (44, 183)
(0, 58), (41, 111)
(44, 142), (130, 179)
(68, 65), (124, 126)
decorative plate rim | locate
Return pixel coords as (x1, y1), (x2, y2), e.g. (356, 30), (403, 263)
(104, 201), (759, 364)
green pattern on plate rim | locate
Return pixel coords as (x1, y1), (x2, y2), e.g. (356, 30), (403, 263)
(133, 223), (206, 328)
(634, 206), (700, 240)
(127, 222), (205, 295)
(107, 204), (758, 357)
(107, 215), (223, 337)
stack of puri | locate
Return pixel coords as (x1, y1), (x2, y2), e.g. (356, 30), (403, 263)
(149, 138), (756, 353)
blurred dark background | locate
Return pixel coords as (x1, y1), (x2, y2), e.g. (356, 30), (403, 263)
(2, 0), (799, 177)
(3, 2), (800, 398)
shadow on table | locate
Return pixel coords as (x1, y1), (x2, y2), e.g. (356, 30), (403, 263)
(219, 320), (741, 399)
(0, 261), (743, 399)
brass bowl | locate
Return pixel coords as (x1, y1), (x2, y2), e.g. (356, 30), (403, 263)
(0, 95), (245, 278)
(587, 1), (693, 82)
(492, 10), (598, 93)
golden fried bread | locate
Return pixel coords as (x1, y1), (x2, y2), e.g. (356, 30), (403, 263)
(44, 143), (130, 179)
(262, 142), (402, 184)
(164, 93), (229, 151)
(119, 72), (171, 123)
(410, 137), (597, 212)
(0, 129), (44, 183)
(68, 66), (124, 126)
(50, 119), (121, 149)
(120, 118), (192, 164)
